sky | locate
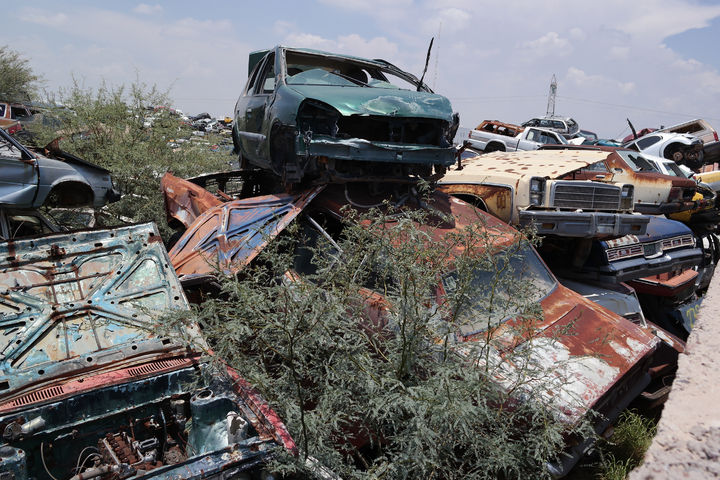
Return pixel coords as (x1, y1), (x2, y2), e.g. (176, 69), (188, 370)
(2, 0), (720, 139)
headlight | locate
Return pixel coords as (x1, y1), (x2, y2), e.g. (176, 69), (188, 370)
(529, 177), (546, 206)
(620, 185), (634, 210)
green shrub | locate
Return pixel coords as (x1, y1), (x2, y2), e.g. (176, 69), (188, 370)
(167, 202), (594, 479)
(29, 80), (232, 239)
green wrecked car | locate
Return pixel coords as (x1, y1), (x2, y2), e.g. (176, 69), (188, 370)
(232, 46), (459, 184)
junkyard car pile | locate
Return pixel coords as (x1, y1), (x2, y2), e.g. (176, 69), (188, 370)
(2, 45), (720, 478)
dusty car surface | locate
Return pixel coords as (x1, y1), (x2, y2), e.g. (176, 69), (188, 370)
(0, 223), (296, 479)
(0, 127), (119, 208)
(162, 178), (659, 477)
(436, 150), (649, 238)
(545, 216), (702, 284)
(232, 46), (459, 184)
(541, 145), (700, 215)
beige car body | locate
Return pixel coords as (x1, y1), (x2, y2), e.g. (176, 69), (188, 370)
(437, 151), (649, 238)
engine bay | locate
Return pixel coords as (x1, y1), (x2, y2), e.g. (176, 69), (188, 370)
(0, 365), (282, 479)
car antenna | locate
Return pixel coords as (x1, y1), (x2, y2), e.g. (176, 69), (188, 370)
(417, 37), (434, 92)
(627, 118), (638, 140)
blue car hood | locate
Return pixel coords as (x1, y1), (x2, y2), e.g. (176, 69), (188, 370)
(599, 216), (692, 249)
(284, 84), (454, 120)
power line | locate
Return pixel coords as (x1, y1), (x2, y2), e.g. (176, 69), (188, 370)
(558, 95), (720, 122)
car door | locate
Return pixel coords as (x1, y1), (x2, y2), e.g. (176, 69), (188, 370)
(240, 52), (276, 167)
(518, 129), (541, 150)
(0, 130), (39, 207)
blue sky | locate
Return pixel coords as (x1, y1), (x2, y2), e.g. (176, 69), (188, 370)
(2, 0), (720, 138)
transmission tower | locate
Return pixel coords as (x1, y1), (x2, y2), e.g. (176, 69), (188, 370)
(546, 74), (557, 117)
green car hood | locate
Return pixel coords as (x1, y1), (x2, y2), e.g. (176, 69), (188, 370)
(285, 84), (454, 120)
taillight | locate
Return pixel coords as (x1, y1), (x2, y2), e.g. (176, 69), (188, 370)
(668, 187), (680, 201)
(714, 131), (719, 142)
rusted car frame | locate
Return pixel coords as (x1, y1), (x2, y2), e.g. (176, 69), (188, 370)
(0, 223), (296, 479)
(542, 145), (700, 214)
(437, 150), (650, 238)
(163, 178), (659, 477)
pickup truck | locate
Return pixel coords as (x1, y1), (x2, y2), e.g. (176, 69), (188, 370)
(437, 150), (650, 238)
(466, 120), (568, 153)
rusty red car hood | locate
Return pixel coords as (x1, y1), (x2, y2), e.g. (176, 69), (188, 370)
(168, 186), (324, 280)
(459, 284), (658, 424)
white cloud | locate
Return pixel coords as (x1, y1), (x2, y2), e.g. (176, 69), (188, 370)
(569, 28), (586, 41)
(283, 32), (399, 60)
(608, 46), (630, 60)
(18, 9), (68, 27)
(565, 67), (635, 94)
(7, 0), (720, 134)
(521, 32), (572, 56)
(133, 4), (163, 15)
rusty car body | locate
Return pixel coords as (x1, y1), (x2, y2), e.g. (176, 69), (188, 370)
(0, 127), (120, 208)
(162, 178), (659, 477)
(539, 145), (700, 215)
(0, 223), (296, 479)
(232, 46), (459, 184)
(436, 150), (649, 238)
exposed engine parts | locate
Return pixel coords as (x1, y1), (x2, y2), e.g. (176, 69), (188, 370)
(1, 389), (258, 480)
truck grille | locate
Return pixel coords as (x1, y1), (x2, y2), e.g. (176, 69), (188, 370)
(551, 182), (621, 210)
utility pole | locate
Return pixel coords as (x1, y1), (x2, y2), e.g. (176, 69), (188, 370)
(546, 74), (557, 117)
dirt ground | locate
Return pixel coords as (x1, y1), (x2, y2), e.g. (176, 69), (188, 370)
(630, 274), (720, 479)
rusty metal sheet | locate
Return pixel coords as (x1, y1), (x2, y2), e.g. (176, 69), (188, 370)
(169, 186), (324, 279)
(444, 149), (611, 181)
(161, 172), (223, 229)
(435, 183), (513, 223)
(0, 223), (191, 397)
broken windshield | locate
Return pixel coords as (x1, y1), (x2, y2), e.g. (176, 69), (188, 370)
(442, 243), (557, 336)
(285, 51), (418, 90)
(617, 150), (659, 172)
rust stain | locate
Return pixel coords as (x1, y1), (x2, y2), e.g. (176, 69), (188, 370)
(161, 172), (223, 229)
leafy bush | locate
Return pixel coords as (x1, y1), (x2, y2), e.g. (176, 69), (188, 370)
(27, 81), (232, 239)
(168, 201), (593, 479)
(0, 45), (41, 101)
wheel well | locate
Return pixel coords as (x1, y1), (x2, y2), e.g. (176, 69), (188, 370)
(485, 142), (505, 153)
(452, 194), (488, 211)
(46, 181), (94, 207)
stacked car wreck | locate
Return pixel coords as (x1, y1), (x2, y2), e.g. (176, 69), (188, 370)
(0, 133), (297, 479)
(3, 43), (720, 479)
